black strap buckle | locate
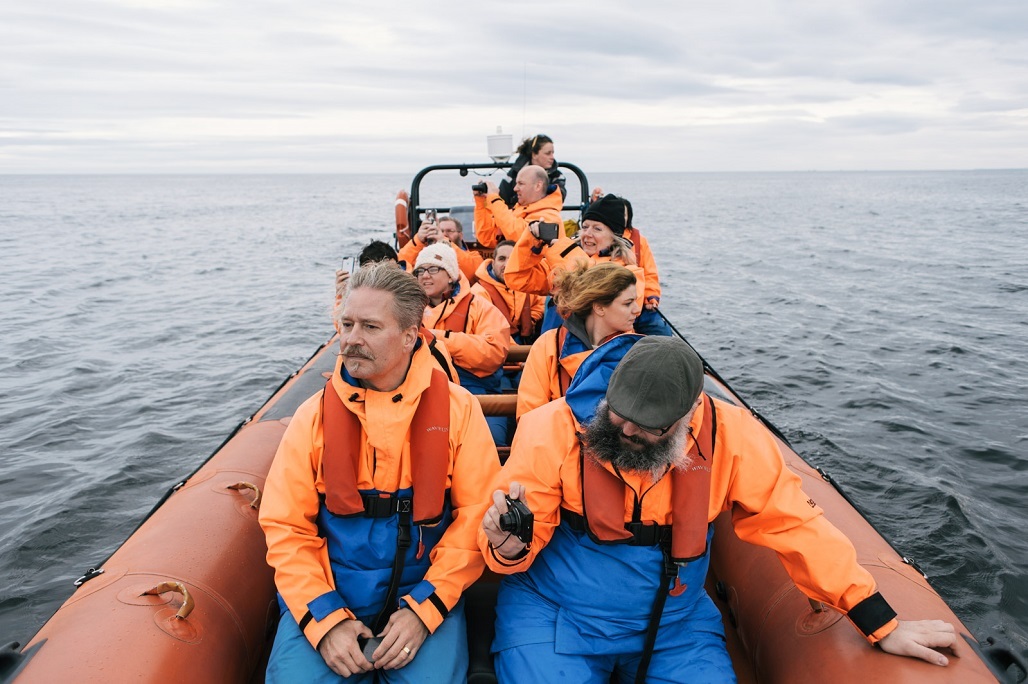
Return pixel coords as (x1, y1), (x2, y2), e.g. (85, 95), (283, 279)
(361, 494), (413, 518)
(624, 521), (672, 547)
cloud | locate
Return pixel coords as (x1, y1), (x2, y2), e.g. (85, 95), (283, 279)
(1, 0), (1026, 172)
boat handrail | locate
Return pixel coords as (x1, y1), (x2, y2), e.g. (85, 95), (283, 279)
(407, 161), (590, 237)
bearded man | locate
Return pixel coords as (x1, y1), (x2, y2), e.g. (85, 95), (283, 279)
(480, 336), (957, 683)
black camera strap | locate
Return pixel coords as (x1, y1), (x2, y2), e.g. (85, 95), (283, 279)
(371, 504), (413, 634)
(635, 543), (678, 684)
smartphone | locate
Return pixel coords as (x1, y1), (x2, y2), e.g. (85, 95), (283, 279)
(537, 221), (560, 242)
(358, 636), (383, 663)
(340, 256), (357, 273)
(424, 209), (437, 223)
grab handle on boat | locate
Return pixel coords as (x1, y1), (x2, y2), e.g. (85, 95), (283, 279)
(963, 634), (1028, 683)
(226, 481), (262, 510)
(141, 581), (194, 620)
(807, 598), (826, 613)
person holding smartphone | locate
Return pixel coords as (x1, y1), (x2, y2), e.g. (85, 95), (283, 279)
(400, 216), (484, 285)
(504, 195), (645, 334)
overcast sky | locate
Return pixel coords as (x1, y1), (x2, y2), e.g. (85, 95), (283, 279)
(2, 0), (1026, 173)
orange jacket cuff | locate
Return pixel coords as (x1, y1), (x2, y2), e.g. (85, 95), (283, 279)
(866, 617), (899, 644)
(306, 607), (356, 649)
(402, 593), (444, 633)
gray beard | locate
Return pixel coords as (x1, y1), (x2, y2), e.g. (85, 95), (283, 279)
(584, 402), (691, 478)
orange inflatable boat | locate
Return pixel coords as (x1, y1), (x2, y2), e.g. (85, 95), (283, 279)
(6, 335), (1018, 683)
(4, 162), (1024, 684)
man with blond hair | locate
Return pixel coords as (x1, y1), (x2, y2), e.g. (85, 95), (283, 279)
(261, 262), (500, 682)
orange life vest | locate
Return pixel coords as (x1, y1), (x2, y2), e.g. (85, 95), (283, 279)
(440, 293), (474, 333)
(418, 327), (456, 383)
(321, 369), (451, 526)
(476, 279), (534, 338)
(574, 393), (715, 563)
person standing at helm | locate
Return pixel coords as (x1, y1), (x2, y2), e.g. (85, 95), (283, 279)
(415, 244), (512, 445)
(471, 240), (544, 346)
(497, 134), (567, 209)
(473, 165), (562, 248)
(260, 262), (500, 683)
(516, 262), (640, 419)
(480, 336), (958, 683)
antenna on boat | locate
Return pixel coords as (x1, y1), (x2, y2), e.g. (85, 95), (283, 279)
(487, 126), (512, 162)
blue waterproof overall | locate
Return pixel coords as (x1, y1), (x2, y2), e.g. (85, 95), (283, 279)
(266, 364), (468, 683)
(492, 337), (734, 683)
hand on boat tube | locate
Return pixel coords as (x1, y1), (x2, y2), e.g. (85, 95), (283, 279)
(877, 619), (959, 666)
(318, 617), (374, 677)
(372, 607), (429, 670)
(483, 481), (530, 559)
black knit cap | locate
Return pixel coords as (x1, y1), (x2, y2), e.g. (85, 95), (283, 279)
(606, 337), (705, 431)
(583, 195), (628, 232)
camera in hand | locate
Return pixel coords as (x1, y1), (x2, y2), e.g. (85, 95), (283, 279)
(471, 182), (488, 193)
(536, 221), (560, 243)
(498, 495), (534, 544)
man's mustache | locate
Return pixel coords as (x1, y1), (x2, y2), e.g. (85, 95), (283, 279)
(342, 345), (374, 360)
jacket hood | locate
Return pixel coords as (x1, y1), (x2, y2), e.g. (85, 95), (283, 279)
(474, 259), (505, 289)
(564, 333), (643, 427)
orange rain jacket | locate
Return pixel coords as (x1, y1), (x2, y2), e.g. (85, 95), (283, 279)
(478, 395), (899, 645)
(398, 238), (483, 285)
(423, 275), (511, 378)
(260, 341), (500, 647)
(473, 187), (563, 248)
(623, 227), (662, 305)
(470, 259), (544, 339)
(504, 230), (646, 309)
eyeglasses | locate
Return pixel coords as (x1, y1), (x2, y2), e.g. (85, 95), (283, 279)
(609, 407), (675, 436)
(412, 265), (445, 277)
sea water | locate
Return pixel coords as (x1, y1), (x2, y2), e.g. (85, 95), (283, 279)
(0, 170), (1025, 651)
